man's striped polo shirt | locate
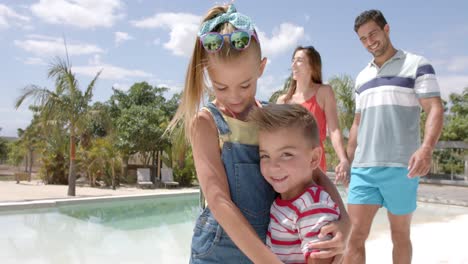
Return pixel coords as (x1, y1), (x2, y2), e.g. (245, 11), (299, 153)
(353, 49), (440, 167)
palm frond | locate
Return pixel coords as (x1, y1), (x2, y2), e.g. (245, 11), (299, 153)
(48, 57), (78, 95)
(84, 69), (102, 101)
(15, 85), (58, 109)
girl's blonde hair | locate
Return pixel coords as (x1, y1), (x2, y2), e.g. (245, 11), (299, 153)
(283, 46), (323, 103)
(167, 5), (262, 141)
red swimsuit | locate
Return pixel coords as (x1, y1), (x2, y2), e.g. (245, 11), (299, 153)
(301, 95), (327, 171)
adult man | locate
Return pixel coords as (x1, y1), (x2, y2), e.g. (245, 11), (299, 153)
(345, 9), (444, 264)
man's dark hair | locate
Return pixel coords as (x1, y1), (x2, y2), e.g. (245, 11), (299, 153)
(354, 9), (388, 32)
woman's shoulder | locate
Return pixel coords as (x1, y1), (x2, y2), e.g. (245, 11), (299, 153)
(317, 84), (336, 101)
(318, 84), (334, 95)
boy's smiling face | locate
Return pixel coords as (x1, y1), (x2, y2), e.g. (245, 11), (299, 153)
(259, 127), (321, 200)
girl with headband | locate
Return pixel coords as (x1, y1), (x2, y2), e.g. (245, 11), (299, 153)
(167, 4), (350, 263)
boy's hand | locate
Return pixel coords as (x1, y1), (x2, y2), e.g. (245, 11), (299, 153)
(307, 220), (350, 261)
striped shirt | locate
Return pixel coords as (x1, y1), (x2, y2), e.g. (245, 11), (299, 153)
(266, 185), (340, 263)
(353, 50), (441, 167)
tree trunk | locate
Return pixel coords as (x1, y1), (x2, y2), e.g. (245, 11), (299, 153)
(24, 154), (28, 172)
(88, 169), (95, 187)
(68, 132), (76, 196)
(112, 161), (116, 190)
(28, 148), (33, 181)
(464, 156), (468, 181)
(177, 147), (186, 169)
(157, 151), (161, 182)
(152, 151), (157, 183)
(122, 155), (129, 178)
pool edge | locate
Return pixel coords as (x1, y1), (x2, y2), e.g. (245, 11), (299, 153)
(0, 189), (200, 212)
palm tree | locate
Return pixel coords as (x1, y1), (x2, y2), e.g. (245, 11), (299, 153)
(81, 137), (120, 189)
(15, 57), (101, 196)
(328, 75), (355, 137)
(269, 76), (291, 103)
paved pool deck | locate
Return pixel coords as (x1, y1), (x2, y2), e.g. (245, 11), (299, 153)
(0, 178), (466, 209)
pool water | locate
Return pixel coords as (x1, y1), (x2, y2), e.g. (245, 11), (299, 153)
(0, 194), (199, 263)
(0, 192), (467, 263)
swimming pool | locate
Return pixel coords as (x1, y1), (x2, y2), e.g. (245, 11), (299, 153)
(1, 191), (467, 263)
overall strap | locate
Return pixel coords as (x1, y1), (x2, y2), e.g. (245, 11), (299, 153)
(205, 102), (231, 135)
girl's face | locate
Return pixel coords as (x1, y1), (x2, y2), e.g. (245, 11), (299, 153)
(291, 50), (312, 81)
(206, 49), (267, 117)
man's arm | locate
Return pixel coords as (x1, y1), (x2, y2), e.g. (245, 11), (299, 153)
(407, 97), (444, 177)
(346, 113), (361, 164)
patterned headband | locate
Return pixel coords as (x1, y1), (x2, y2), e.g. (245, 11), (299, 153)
(198, 4), (256, 36)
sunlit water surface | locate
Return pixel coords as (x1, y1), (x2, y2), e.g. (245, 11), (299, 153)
(1, 192), (467, 263)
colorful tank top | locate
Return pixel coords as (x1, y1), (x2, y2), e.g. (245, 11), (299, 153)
(301, 95), (327, 171)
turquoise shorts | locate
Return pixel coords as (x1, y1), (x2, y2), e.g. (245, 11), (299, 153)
(347, 167), (419, 215)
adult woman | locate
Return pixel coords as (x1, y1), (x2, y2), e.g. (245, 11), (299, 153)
(277, 46), (349, 184)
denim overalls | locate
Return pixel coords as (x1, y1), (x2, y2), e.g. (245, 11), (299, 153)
(190, 102), (277, 263)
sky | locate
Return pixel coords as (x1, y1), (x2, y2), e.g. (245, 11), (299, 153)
(1, 0), (467, 137)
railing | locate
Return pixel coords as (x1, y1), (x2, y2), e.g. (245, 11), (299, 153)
(428, 141), (468, 182)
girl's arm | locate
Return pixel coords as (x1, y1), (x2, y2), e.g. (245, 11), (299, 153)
(191, 111), (281, 264)
(321, 85), (350, 186)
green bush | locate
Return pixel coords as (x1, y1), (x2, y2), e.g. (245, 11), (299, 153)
(433, 149), (465, 175)
(39, 152), (68, 184)
(173, 150), (196, 186)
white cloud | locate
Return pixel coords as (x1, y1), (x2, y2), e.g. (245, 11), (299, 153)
(256, 74), (288, 101)
(433, 56), (468, 73)
(113, 79), (182, 96)
(23, 57), (46, 65)
(438, 75), (468, 100)
(0, 108), (33, 137)
(73, 55), (152, 80)
(431, 56), (468, 99)
(0, 4), (30, 29)
(30, 0), (123, 28)
(114, 31), (133, 46)
(152, 78), (183, 92)
(447, 56), (468, 72)
(132, 14), (303, 58)
(112, 82), (130, 91)
(132, 12), (200, 57)
(258, 23), (305, 58)
(14, 34), (104, 57)
(153, 38), (161, 45)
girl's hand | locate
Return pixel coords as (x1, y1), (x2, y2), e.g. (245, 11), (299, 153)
(307, 219), (350, 263)
(334, 159), (350, 187)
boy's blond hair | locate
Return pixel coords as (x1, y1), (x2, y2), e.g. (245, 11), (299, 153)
(249, 104), (320, 146)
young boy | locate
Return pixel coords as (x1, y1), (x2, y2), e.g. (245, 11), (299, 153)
(249, 104), (341, 264)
